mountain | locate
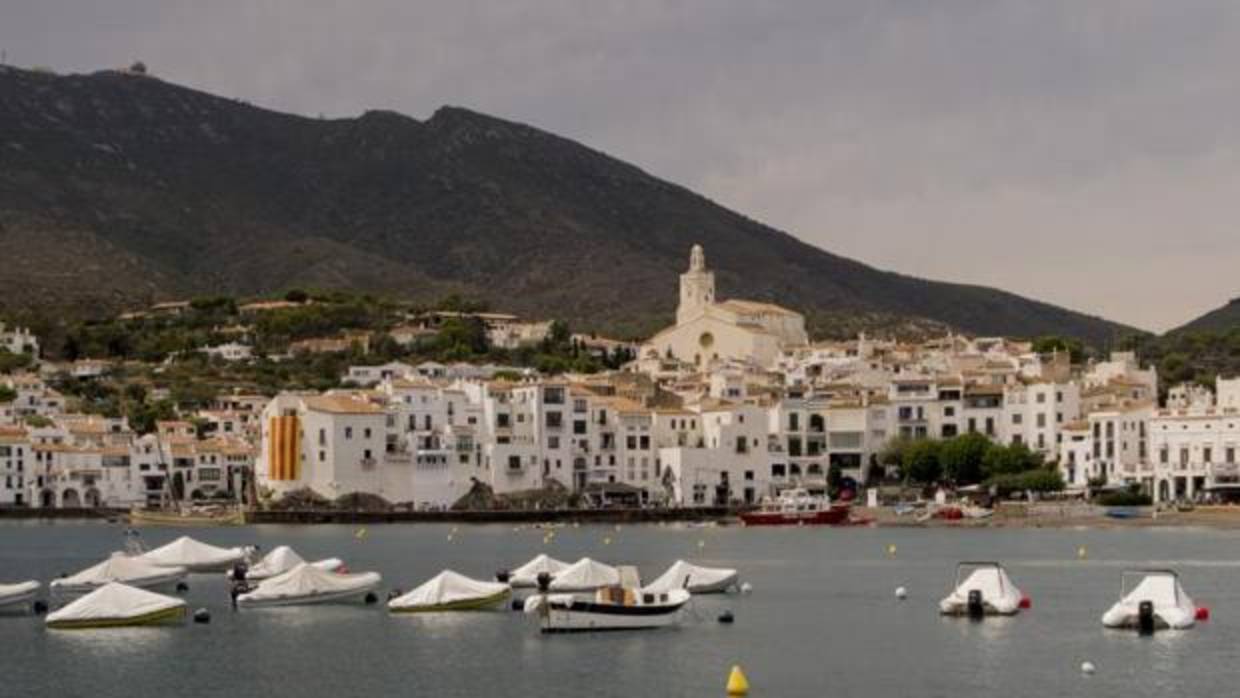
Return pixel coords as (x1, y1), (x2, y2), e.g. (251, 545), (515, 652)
(1169, 298), (1240, 335)
(0, 65), (1137, 344)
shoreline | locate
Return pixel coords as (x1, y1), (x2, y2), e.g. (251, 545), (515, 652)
(6, 504), (1240, 528)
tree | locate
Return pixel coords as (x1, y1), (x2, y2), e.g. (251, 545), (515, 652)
(982, 442), (1042, 478)
(284, 289), (309, 303)
(902, 440), (942, 484)
(939, 433), (990, 484)
(0, 385), (16, 403)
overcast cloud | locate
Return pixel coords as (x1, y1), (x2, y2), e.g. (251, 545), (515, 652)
(3, 0), (1238, 332)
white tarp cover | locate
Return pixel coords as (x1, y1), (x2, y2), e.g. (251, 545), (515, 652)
(1102, 573), (1196, 629)
(0, 580), (40, 605)
(46, 582), (185, 625)
(509, 554), (570, 587)
(645, 560), (739, 594)
(388, 570), (510, 611)
(548, 558), (620, 591)
(940, 565), (1024, 615)
(237, 563), (381, 605)
(52, 553), (187, 592)
(141, 536), (245, 571)
(237, 546), (343, 580)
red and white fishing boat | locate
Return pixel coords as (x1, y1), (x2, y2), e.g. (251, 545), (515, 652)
(739, 488), (851, 526)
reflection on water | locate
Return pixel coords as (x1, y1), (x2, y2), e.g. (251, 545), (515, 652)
(3, 522), (1240, 698)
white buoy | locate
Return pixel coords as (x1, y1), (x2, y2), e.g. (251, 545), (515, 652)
(1081, 661), (1096, 675)
(740, 582), (754, 595)
(895, 586), (908, 600)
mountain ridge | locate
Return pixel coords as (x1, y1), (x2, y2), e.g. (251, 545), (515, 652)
(0, 65), (1138, 344)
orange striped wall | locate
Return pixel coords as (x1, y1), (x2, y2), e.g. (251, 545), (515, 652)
(267, 415), (300, 481)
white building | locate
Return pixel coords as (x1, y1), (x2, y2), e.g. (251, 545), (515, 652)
(202, 342), (254, 362)
(0, 323), (38, 357)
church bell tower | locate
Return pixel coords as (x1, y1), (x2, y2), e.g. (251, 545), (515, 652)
(678, 244), (715, 324)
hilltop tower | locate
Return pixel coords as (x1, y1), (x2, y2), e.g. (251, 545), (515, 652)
(677, 244), (715, 324)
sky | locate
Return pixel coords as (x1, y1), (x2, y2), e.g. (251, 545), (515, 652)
(2, 0), (1238, 332)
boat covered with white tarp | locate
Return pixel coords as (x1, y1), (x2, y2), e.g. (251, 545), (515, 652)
(645, 560), (739, 594)
(547, 558), (620, 592)
(46, 582), (186, 629)
(140, 536), (247, 572)
(388, 570), (511, 613)
(1102, 569), (1198, 631)
(939, 562), (1026, 616)
(0, 581), (40, 610)
(228, 545), (343, 581)
(236, 562), (381, 607)
(504, 554), (570, 588)
(51, 553), (188, 595)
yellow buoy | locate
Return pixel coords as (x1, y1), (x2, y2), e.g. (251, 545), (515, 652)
(698, 539), (706, 549)
(447, 534), (454, 542)
(886, 544), (897, 557)
(614, 524), (622, 532)
(726, 665), (750, 696)
(603, 536), (612, 545)
(1077, 545), (1088, 560)
(355, 527), (368, 540)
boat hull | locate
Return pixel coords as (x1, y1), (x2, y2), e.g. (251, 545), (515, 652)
(390, 589), (512, 613)
(237, 582), (380, 608)
(129, 508), (246, 527)
(46, 605), (186, 630)
(740, 506), (851, 526)
(51, 569), (188, 596)
(0, 583), (40, 610)
(537, 598), (687, 633)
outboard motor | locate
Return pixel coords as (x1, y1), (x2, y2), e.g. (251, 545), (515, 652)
(363, 592), (379, 605)
(231, 562), (248, 583)
(536, 572), (552, 594)
(967, 590), (985, 620)
(1138, 600), (1156, 635)
(495, 570), (511, 584)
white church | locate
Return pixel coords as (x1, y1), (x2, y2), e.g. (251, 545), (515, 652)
(642, 245), (809, 369)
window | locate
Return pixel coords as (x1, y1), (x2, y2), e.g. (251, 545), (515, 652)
(1012, 414), (1023, 425)
(639, 436), (650, 449)
(1036, 414), (1046, 428)
(548, 436), (560, 449)
(546, 412), (563, 429)
(363, 428), (372, 439)
(1204, 448), (1213, 464)
(626, 436), (637, 450)
(1228, 447), (1236, 464)
(345, 426), (353, 440)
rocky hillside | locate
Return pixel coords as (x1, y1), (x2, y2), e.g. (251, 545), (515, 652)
(0, 66), (1136, 343)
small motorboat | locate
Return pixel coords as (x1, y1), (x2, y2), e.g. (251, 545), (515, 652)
(500, 554), (571, 589)
(1102, 569), (1200, 632)
(51, 553), (188, 595)
(547, 558), (620, 592)
(228, 545), (343, 581)
(140, 536), (248, 573)
(939, 562), (1028, 617)
(0, 581), (41, 611)
(388, 570), (511, 613)
(236, 562), (382, 608)
(524, 566), (690, 633)
(129, 505), (245, 527)
(46, 582), (186, 629)
(739, 488), (850, 526)
(645, 560), (739, 594)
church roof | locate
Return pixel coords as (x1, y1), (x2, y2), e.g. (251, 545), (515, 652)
(717, 299), (800, 318)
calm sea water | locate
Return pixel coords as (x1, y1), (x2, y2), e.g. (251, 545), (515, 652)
(3, 521), (1240, 698)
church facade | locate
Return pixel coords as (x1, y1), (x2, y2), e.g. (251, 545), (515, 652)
(642, 245), (808, 369)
